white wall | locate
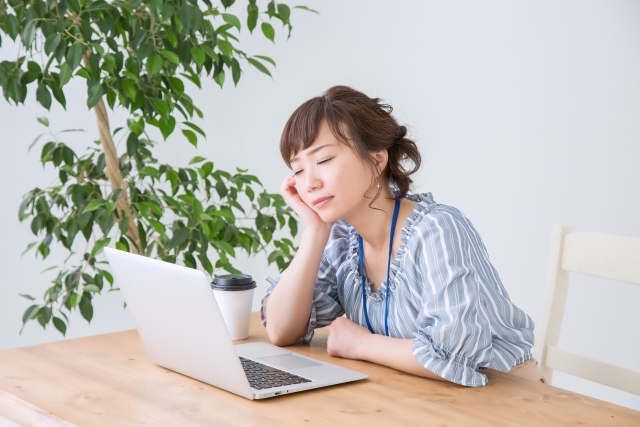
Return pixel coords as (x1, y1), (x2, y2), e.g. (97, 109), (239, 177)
(1, 0), (639, 411)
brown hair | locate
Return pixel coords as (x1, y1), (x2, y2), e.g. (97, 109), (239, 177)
(280, 85), (422, 208)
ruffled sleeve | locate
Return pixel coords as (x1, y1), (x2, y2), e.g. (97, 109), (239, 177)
(408, 204), (496, 387)
(260, 222), (349, 344)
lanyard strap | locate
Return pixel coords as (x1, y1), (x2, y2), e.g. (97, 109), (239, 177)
(358, 198), (401, 336)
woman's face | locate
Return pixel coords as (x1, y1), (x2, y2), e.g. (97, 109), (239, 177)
(290, 120), (379, 223)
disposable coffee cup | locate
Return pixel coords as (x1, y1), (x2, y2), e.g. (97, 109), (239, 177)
(211, 274), (257, 340)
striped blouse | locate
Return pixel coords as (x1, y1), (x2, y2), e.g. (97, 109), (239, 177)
(260, 192), (535, 387)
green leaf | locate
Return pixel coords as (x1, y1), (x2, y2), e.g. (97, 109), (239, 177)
(231, 58), (241, 85)
(217, 39), (233, 58)
(83, 284), (101, 293)
(22, 61), (42, 84)
(190, 46), (205, 66)
(247, 58), (272, 77)
(139, 166), (160, 179)
(247, 8), (258, 33)
(127, 132), (139, 156)
(294, 5), (320, 14)
(221, 13), (241, 31)
(215, 240), (236, 258)
(254, 55), (276, 67)
(119, 216), (129, 235)
(137, 221), (147, 252)
(110, 189), (124, 203)
(37, 117), (49, 127)
(168, 77), (184, 95)
(261, 22), (275, 43)
(277, 4), (291, 23)
(149, 98), (170, 116)
(131, 30), (147, 49)
(19, 293), (35, 301)
(200, 161), (214, 178)
(82, 200), (103, 213)
(102, 270), (114, 285)
(115, 241), (128, 251)
(91, 238), (111, 257)
(168, 228), (189, 249)
(36, 82), (52, 110)
(72, 185), (85, 209)
(52, 317), (67, 335)
(79, 294), (93, 322)
(183, 122), (205, 137)
(146, 53), (163, 77)
(87, 81), (104, 109)
(213, 69), (225, 88)
(160, 50), (180, 66)
(165, 27), (178, 47)
(66, 43), (85, 71)
(182, 129), (197, 147)
(22, 20), (36, 47)
(22, 304), (39, 324)
(192, 199), (203, 219)
(122, 71), (138, 82)
(158, 116), (176, 139)
(121, 80), (137, 100)
(58, 63), (72, 88)
(200, 44), (218, 62)
(44, 33), (62, 56)
(37, 306), (53, 327)
(148, 219), (166, 235)
(4, 15), (19, 40)
(288, 216), (298, 237)
(210, 209), (235, 221)
(189, 156), (207, 164)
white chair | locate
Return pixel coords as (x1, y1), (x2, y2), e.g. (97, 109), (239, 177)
(533, 225), (640, 395)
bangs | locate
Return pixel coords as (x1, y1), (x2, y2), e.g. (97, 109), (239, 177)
(279, 96), (352, 168)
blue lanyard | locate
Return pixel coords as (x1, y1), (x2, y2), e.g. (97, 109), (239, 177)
(358, 198), (401, 336)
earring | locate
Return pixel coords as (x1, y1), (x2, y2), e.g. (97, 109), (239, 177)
(377, 183), (380, 188)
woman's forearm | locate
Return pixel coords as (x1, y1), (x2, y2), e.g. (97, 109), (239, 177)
(264, 227), (331, 346)
(358, 335), (446, 382)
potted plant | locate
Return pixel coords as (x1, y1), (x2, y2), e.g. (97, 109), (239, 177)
(0, 0), (317, 335)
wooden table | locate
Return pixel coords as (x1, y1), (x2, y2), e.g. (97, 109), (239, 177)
(0, 312), (638, 427)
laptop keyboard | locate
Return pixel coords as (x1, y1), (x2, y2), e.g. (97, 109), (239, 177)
(239, 356), (312, 390)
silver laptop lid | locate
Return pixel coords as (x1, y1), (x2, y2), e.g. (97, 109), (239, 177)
(104, 247), (253, 400)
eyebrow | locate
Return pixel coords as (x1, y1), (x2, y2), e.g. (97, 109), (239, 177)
(290, 144), (333, 163)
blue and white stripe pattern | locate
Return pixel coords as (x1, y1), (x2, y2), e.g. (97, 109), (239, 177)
(260, 193), (535, 387)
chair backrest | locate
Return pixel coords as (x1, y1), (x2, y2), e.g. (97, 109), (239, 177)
(533, 225), (640, 395)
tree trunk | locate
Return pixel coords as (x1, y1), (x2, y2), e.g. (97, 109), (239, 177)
(84, 50), (143, 255)
(91, 99), (144, 255)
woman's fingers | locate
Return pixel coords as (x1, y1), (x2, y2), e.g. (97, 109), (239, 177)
(280, 175), (299, 199)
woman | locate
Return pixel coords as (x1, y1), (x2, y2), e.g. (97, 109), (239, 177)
(261, 86), (544, 387)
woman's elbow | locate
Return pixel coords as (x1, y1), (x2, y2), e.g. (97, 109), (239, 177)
(265, 324), (299, 347)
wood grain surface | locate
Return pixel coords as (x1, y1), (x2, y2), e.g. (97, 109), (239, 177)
(0, 312), (638, 426)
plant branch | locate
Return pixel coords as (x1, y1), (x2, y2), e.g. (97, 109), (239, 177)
(83, 53), (144, 255)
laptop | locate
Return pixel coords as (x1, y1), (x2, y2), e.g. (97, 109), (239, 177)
(103, 247), (368, 400)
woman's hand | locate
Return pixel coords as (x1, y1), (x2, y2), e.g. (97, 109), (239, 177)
(280, 174), (333, 233)
(326, 317), (372, 360)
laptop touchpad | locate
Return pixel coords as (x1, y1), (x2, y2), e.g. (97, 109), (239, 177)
(256, 353), (323, 370)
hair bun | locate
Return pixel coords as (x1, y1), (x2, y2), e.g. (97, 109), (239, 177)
(395, 126), (407, 142)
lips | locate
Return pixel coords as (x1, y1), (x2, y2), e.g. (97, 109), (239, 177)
(312, 196), (333, 207)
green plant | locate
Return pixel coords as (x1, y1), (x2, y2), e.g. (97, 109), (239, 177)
(0, 0), (317, 335)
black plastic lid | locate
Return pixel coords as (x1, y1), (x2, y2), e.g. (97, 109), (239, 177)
(211, 274), (256, 291)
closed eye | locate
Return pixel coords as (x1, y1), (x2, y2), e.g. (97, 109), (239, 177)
(293, 158), (333, 175)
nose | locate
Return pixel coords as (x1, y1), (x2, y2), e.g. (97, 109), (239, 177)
(303, 165), (323, 193)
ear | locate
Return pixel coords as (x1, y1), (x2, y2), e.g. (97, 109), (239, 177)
(372, 149), (388, 177)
